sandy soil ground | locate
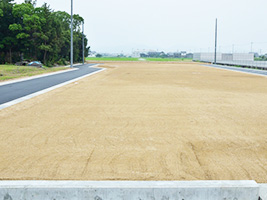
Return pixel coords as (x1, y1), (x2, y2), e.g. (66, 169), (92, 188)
(0, 62), (267, 182)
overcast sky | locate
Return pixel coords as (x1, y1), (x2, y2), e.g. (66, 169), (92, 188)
(15, 0), (267, 54)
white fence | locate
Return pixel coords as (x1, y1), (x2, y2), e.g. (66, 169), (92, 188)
(215, 60), (267, 69)
(193, 53), (267, 69)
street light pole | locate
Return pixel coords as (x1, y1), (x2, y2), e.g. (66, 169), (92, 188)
(82, 20), (85, 65)
(70, 0), (73, 68)
(214, 18), (218, 64)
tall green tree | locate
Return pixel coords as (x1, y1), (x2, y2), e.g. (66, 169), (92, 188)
(0, 0), (89, 65)
(0, 0), (17, 63)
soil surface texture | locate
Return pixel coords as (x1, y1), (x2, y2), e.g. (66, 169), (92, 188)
(0, 62), (267, 182)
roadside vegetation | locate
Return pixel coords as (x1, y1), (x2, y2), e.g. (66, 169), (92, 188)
(145, 58), (192, 61)
(255, 56), (267, 61)
(86, 57), (140, 61)
(0, 64), (68, 81)
(0, 0), (89, 66)
(86, 57), (192, 62)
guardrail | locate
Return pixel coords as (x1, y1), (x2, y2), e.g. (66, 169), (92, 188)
(194, 60), (267, 70)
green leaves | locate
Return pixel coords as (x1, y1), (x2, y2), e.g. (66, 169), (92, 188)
(9, 24), (23, 31)
(3, 36), (16, 45)
(16, 33), (30, 39)
(23, 14), (42, 31)
(0, 8), (3, 17)
(0, 0), (89, 65)
(12, 3), (33, 18)
(39, 44), (52, 52)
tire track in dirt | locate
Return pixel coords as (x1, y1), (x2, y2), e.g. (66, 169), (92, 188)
(82, 148), (95, 176)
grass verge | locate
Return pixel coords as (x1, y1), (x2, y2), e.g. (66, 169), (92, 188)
(0, 65), (68, 82)
(86, 57), (192, 62)
(145, 58), (192, 62)
(86, 57), (139, 61)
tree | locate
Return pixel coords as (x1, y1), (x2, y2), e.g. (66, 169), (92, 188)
(0, 0), (17, 63)
(0, 0), (89, 65)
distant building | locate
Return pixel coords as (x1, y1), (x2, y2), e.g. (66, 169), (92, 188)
(181, 51), (187, 57)
(166, 52), (181, 58)
(133, 50), (190, 58)
(186, 53), (193, 59)
(88, 51), (97, 57)
(140, 53), (148, 58)
(249, 52), (259, 58)
(101, 53), (120, 57)
(193, 53), (254, 62)
(132, 51), (141, 58)
(174, 53), (182, 58)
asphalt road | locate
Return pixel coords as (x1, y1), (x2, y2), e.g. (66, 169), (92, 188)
(205, 64), (267, 76)
(0, 64), (101, 105)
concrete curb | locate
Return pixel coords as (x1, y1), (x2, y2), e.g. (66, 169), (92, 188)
(0, 64), (85, 87)
(0, 181), (260, 200)
(202, 64), (267, 78)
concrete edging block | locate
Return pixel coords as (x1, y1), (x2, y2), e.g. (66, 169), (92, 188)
(260, 184), (267, 200)
(0, 181), (259, 200)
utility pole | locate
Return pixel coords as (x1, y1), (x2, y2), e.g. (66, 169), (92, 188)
(70, 0), (73, 68)
(250, 42), (253, 53)
(214, 18), (218, 64)
(82, 20), (85, 65)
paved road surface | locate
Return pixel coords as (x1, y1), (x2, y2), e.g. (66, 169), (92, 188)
(205, 64), (267, 76)
(0, 64), (101, 105)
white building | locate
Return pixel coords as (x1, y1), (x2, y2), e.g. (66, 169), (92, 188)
(132, 51), (141, 58)
(193, 53), (254, 62)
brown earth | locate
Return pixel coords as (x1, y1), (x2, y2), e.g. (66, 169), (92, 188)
(0, 62), (267, 182)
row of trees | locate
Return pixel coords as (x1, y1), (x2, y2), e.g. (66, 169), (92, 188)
(0, 0), (89, 66)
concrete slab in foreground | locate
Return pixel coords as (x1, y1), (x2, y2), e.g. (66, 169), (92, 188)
(0, 181), (259, 200)
(260, 184), (267, 200)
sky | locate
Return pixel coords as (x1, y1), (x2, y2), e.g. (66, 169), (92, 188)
(15, 0), (267, 54)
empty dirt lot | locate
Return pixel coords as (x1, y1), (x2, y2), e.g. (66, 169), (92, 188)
(0, 62), (267, 182)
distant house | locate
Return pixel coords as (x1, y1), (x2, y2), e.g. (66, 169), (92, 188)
(140, 53), (148, 58)
(88, 51), (97, 57)
(147, 51), (164, 57)
(132, 51), (141, 58)
(181, 51), (187, 57)
(174, 53), (182, 58)
(167, 52), (181, 58)
(186, 53), (193, 59)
